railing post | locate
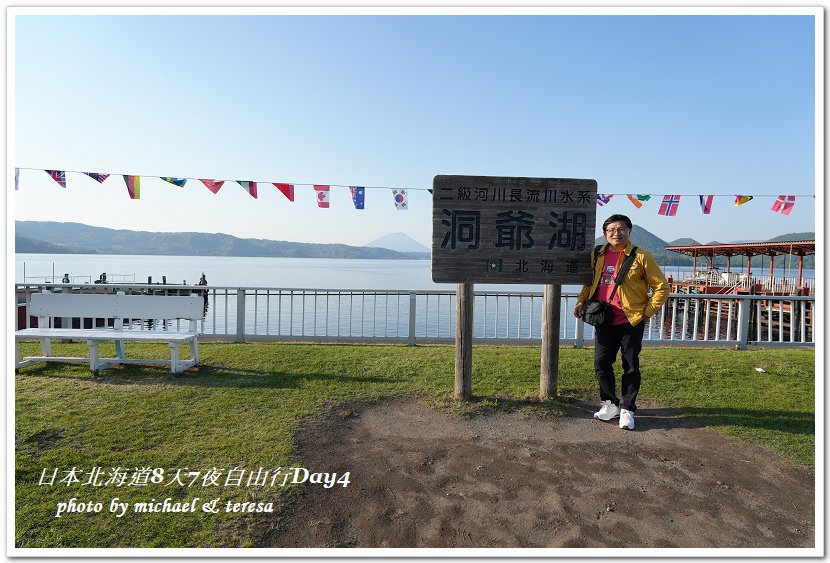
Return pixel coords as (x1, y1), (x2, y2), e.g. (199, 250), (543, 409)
(236, 288), (246, 343)
(575, 318), (585, 349)
(408, 292), (417, 346)
(736, 298), (750, 350)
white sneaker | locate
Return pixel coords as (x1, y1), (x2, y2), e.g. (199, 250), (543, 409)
(619, 409), (635, 430)
(593, 400), (621, 421)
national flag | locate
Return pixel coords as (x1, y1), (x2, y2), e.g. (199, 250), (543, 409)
(392, 189), (408, 210)
(15, 168), (19, 191)
(626, 194), (643, 209)
(635, 194), (651, 202)
(734, 195), (753, 206)
(350, 186), (365, 209)
(428, 189), (433, 195)
(123, 175), (140, 199)
(199, 179), (225, 194)
(699, 195), (714, 215)
(45, 170), (66, 188)
(162, 177), (187, 187)
(658, 194), (681, 216)
(273, 183), (294, 202)
(486, 258), (503, 272)
(771, 195), (795, 215)
(596, 194), (613, 206)
(237, 181), (257, 198)
(83, 172), (110, 183)
(314, 185), (330, 208)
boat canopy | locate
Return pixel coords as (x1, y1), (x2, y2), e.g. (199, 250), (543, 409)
(665, 240), (815, 258)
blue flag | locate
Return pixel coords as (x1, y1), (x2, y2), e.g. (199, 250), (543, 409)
(162, 177), (187, 187)
(350, 186), (365, 209)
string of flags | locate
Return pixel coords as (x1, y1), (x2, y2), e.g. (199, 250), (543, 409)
(15, 166), (813, 216)
(15, 167), (413, 211)
(599, 193), (809, 216)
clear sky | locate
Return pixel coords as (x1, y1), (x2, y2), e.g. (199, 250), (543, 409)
(11, 8), (820, 248)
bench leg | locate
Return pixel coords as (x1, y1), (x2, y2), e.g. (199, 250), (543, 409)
(87, 340), (100, 373)
(169, 343), (180, 373)
(189, 337), (199, 366)
(115, 340), (126, 360)
(39, 337), (52, 358)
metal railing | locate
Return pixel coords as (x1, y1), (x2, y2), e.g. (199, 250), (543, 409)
(15, 283), (815, 348)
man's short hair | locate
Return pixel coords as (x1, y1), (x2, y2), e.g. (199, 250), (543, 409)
(603, 214), (633, 231)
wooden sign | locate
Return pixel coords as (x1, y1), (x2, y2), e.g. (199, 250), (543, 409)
(432, 175), (597, 284)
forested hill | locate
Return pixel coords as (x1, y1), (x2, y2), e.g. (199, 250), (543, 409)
(16, 221), (814, 268)
(593, 226), (815, 268)
(15, 221), (428, 260)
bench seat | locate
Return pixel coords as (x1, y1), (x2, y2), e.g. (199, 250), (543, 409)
(15, 291), (204, 374)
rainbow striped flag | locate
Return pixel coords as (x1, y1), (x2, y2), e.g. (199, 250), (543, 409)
(123, 175), (140, 199)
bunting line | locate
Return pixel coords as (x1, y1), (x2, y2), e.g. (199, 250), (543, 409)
(13, 167), (816, 215)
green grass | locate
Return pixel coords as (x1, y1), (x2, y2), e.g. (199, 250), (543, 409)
(15, 341), (815, 548)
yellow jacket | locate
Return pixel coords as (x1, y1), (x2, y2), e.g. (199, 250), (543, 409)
(577, 242), (670, 326)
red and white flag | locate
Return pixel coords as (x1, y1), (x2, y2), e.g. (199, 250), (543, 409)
(273, 183), (295, 202)
(314, 185), (330, 208)
(199, 179), (225, 194)
(771, 195), (795, 215)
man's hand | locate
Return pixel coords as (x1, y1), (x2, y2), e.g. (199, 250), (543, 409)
(573, 302), (584, 318)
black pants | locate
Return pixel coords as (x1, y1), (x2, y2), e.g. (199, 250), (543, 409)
(594, 321), (646, 412)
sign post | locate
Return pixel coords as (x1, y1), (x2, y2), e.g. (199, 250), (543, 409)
(540, 283), (561, 399)
(455, 282), (474, 400)
(432, 175), (597, 400)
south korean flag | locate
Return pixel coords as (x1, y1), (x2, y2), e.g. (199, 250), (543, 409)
(392, 189), (408, 210)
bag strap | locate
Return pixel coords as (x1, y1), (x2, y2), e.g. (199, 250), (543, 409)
(608, 246), (638, 301)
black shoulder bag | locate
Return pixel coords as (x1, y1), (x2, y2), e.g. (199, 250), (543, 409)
(580, 246), (638, 327)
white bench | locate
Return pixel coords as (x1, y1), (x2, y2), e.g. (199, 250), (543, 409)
(15, 291), (204, 374)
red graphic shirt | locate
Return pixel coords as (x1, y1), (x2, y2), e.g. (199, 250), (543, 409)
(593, 249), (630, 325)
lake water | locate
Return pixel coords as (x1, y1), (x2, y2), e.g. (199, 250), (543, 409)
(14, 254), (815, 292)
(16, 254), (581, 293)
(15, 253), (815, 341)
(15, 253), (815, 294)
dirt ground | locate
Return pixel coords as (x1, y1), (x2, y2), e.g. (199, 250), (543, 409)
(260, 397), (814, 549)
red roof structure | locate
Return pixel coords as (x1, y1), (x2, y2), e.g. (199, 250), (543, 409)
(664, 240), (815, 260)
(665, 240), (815, 291)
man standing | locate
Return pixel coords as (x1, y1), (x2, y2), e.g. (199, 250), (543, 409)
(573, 214), (670, 430)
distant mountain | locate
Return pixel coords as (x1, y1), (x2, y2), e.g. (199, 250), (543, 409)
(15, 235), (99, 254)
(668, 237), (701, 246)
(594, 225), (688, 265)
(766, 232), (815, 242)
(364, 232), (429, 254)
(15, 222), (429, 260)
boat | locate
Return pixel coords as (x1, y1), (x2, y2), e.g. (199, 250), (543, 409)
(664, 240), (815, 296)
(662, 241), (815, 341)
